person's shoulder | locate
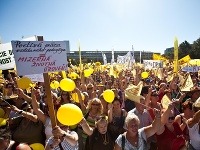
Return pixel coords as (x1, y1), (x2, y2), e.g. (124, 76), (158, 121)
(128, 108), (136, 114)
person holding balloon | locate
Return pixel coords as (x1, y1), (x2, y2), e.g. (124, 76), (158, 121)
(31, 88), (53, 142)
(80, 115), (115, 150)
(108, 97), (127, 140)
(78, 97), (103, 148)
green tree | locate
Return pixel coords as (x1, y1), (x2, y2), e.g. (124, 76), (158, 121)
(179, 40), (192, 59)
(191, 37), (200, 59)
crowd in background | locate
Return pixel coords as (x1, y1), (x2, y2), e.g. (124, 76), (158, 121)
(0, 64), (200, 150)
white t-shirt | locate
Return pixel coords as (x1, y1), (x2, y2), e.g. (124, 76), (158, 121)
(188, 123), (200, 150)
(115, 128), (147, 150)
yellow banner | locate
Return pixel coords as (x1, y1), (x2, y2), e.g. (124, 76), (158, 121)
(174, 37), (179, 73)
(179, 55), (191, 65)
(153, 53), (167, 61)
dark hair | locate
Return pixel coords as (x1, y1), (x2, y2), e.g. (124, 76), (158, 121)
(141, 86), (149, 96)
(112, 97), (122, 105)
(182, 100), (193, 110)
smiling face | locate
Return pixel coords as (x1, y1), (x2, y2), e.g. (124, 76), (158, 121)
(127, 119), (139, 136)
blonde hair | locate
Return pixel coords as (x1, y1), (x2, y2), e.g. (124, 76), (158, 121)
(86, 98), (103, 115)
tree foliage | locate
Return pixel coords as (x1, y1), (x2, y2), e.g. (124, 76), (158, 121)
(164, 37), (200, 59)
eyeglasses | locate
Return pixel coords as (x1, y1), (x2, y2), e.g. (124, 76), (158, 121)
(92, 103), (100, 106)
(168, 116), (175, 120)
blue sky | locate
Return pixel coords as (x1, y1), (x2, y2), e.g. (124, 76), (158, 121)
(0, 0), (200, 54)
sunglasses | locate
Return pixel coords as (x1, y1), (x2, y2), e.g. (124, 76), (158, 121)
(92, 103), (100, 106)
(168, 116), (175, 120)
(151, 94), (158, 97)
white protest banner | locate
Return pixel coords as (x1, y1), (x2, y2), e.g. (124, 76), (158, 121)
(0, 36), (38, 70)
(143, 60), (163, 69)
(182, 66), (200, 72)
(0, 42), (15, 70)
(11, 41), (68, 75)
(24, 74), (44, 82)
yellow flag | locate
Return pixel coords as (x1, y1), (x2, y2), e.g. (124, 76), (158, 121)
(125, 81), (143, 103)
(109, 65), (114, 76)
(181, 74), (194, 91)
(173, 37), (179, 73)
(179, 55), (191, 65)
(153, 53), (167, 61)
(78, 41), (82, 71)
(161, 94), (171, 109)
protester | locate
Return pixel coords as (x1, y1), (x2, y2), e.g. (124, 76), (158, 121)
(187, 101), (200, 150)
(156, 102), (187, 150)
(174, 100), (194, 141)
(80, 116), (115, 150)
(9, 103), (45, 145)
(114, 108), (161, 150)
(108, 97), (127, 140)
(45, 125), (79, 150)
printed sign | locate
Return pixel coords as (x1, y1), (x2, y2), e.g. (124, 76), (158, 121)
(143, 60), (163, 69)
(24, 74), (44, 82)
(11, 41), (68, 75)
(182, 66), (200, 72)
(0, 42), (15, 70)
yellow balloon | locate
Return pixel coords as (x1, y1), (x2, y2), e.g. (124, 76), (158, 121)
(0, 108), (5, 118)
(57, 104), (83, 126)
(59, 78), (76, 92)
(29, 143), (44, 150)
(84, 69), (91, 77)
(17, 77), (31, 89)
(50, 81), (60, 89)
(141, 72), (149, 79)
(103, 89), (115, 103)
(0, 118), (7, 127)
(89, 68), (94, 74)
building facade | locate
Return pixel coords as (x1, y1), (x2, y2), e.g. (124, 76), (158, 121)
(67, 51), (158, 64)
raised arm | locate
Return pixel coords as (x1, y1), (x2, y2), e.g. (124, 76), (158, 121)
(188, 110), (200, 128)
(108, 103), (113, 123)
(144, 108), (161, 139)
(10, 105), (38, 122)
(156, 102), (174, 135)
(79, 118), (93, 136)
(31, 88), (47, 124)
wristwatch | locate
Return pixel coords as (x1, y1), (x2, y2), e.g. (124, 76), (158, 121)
(18, 110), (23, 114)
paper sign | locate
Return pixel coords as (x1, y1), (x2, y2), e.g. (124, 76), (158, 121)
(0, 36), (38, 70)
(182, 66), (200, 72)
(12, 41), (68, 75)
(143, 60), (163, 69)
(0, 42), (16, 70)
(25, 74), (44, 82)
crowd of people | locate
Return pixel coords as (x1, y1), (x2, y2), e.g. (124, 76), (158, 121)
(0, 64), (200, 150)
